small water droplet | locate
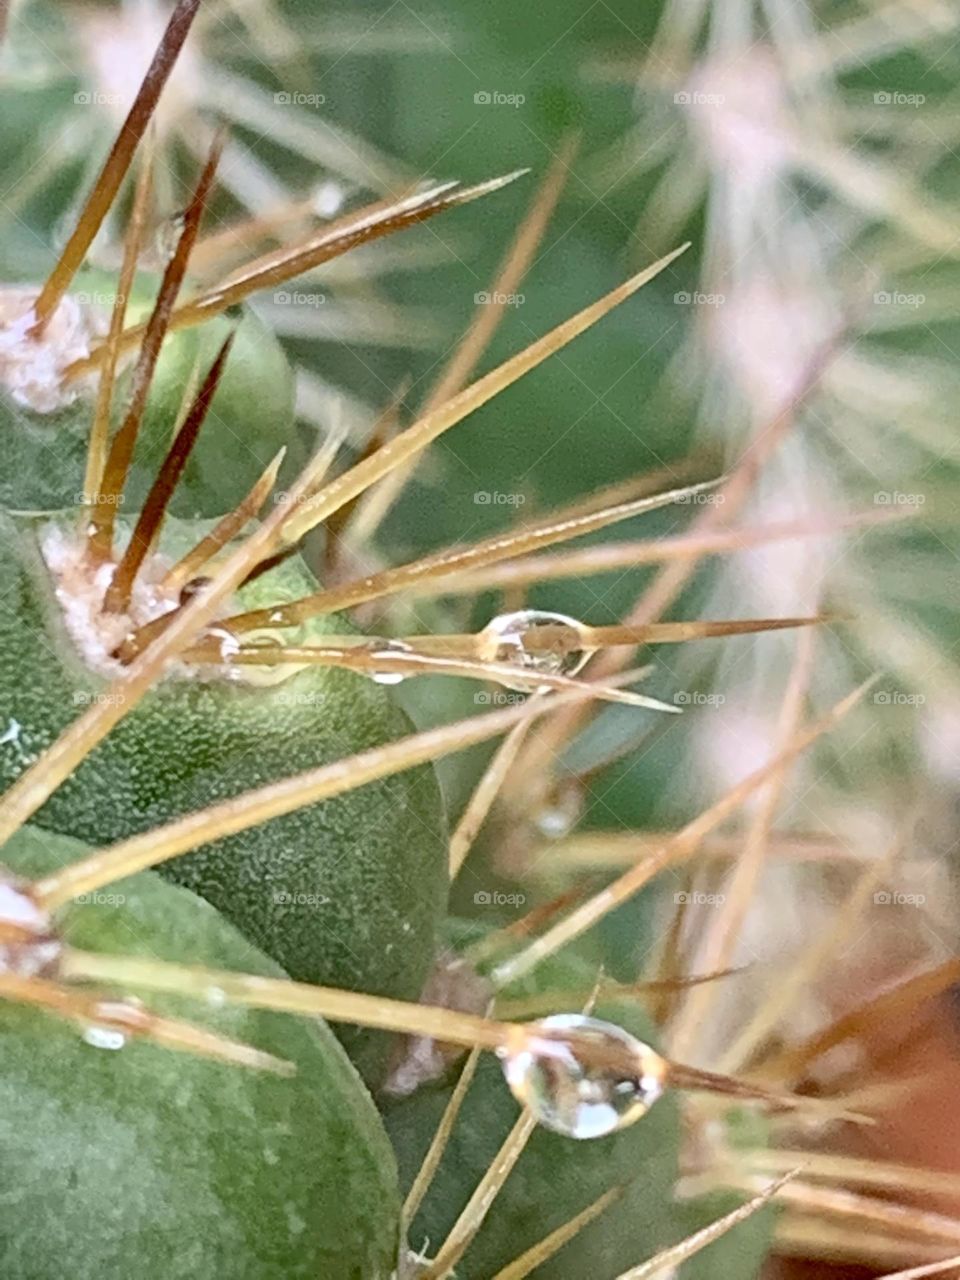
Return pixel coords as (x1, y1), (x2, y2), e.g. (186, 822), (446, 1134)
(235, 629), (301, 687)
(208, 626), (240, 660)
(534, 777), (583, 839)
(499, 1013), (665, 1138)
(156, 210), (187, 261)
(312, 180), (346, 219)
(366, 640), (413, 685)
(478, 610), (590, 689)
(83, 1024), (127, 1052)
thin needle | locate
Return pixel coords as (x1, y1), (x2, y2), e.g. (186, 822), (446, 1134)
(81, 144), (155, 512)
(104, 333), (236, 613)
(87, 130), (225, 561)
(493, 678), (877, 986)
(28, 0), (202, 333)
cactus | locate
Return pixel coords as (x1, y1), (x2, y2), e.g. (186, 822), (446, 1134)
(0, 2), (955, 1277)
(0, 268), (297, 515)
(0, 827), (401, 1279)
(0, 506), (447, 1083)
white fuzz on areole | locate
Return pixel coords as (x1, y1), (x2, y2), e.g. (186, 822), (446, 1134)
(40, 525), (304, 689)
(41, 524), (181, 678)
(0, 287), (105, 413)
(0, 881), (49, 935)
(0, 879), (59, 977)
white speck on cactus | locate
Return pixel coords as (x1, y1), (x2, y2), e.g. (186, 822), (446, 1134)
(0, 287), (106, 413)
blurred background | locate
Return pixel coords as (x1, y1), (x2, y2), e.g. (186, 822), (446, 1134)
(2, 0), (960, 1273)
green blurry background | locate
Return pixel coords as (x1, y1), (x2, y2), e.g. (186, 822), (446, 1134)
(3, 0), (958, 964)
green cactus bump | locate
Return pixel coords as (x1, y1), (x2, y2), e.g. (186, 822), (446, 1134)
(0, 826), (401, 1280)
(0, 509), (447, 1082)
(0, 270), (297, 516)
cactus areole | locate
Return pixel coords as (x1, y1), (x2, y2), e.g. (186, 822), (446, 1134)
(0, 272), (298, 516)
(0, 510), (448, 1084)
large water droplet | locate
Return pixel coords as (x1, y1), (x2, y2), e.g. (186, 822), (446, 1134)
(499, 1013), (665, 1138)
(477, 610), (590, 689)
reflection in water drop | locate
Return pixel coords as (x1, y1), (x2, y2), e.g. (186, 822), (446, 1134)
(233, 629), (301, 687)
(499, 1013), (666, 1139)
(82, 1024), (127, 1052)
(366, 640), (414, 685)
(478, 610), (590, 689)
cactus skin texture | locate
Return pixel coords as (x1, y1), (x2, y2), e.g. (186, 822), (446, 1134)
(0, 510), (448, 1085)
(0, 827), (401, 1280)
(0, 270), (298, 516)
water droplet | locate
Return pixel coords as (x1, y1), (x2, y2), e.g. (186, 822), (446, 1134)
(312, 180), (346, 219)
(235, 629), (301, 687)
(156, 210), (187, 261)
(208, 626), (240, 660)
(366, 640), (413, 685)
(499, 1014), (665, 1138)
(534, 777), (583, 839)
(83, 1024), (127, 1051)
(477, 610), (590, 689)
